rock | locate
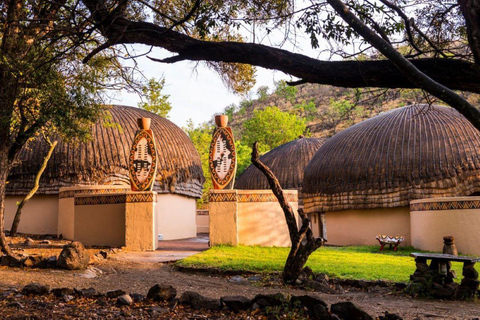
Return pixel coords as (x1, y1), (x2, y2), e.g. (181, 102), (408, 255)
(179, 291), (221, 310)
(463, 264), (479, 279)
(57, 242), (90, 270)
(433, 286), (455, 299)
(22, 256), (43, 268)
(106, 289), (126, 298)
(51, 288), (75, 297)
(168, 298), (179, 309)
(304, 279), (337, 293)
(130, 293), (145, 302)
(331, 302), (373, 320)
(62, 295), (74, 302)
(221, 296), (252, 312)
(291, 295), (329, 319)
(228, 275), (246, 283)
(117, 294), (133, 306)
(40, 240), (51, 245)
(379, 311), (403, 320)
(147, 284), (177, 302)
(316, 273), (329, 283)
(247, 275), (262, 282)
(75, 287), (99, 298)
(22, 283), (50, 296)
(302, 266), (315, 279)
(44, 235), (53, 240)
(99, 250), (109, 259)
(252, 293), (286, 308)
(374, 280), (389, 287)
(0, 256), (22, 267)
(45, 256), (57, 269)
(148, 306), (169, 316)
(394, 282), (408, 290)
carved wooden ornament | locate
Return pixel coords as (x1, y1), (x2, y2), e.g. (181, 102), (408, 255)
(209, 126), (237, 189)
(129, 119), (158, 191)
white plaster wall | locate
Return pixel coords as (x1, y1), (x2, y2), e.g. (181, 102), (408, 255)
(325, 207), (411, 246)
(5, 195), (58, 235)
(156, 194), (197, 240)
(58, 197), (75, 239)
(411, 197), (480, 255)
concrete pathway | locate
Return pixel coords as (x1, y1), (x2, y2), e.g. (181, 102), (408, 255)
(113, 234), (209, 263)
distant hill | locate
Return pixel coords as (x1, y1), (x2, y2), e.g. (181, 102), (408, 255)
(225, 83), (477, 139)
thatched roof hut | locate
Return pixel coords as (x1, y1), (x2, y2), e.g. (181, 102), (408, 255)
(303, 104), (480, 213)
(235, 137), (326, 191)
(7, 105), (204, 198)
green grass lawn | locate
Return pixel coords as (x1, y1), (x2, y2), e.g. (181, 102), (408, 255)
(177, 245), (479, 283)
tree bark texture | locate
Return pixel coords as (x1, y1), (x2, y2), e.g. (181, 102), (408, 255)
(10, 140), (57, 236)
(251, 142), (324, 283)
(459, 0), (480, 65)
(80, 0), (480, 94)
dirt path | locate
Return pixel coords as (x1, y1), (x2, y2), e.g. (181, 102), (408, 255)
(0, 259), (479, 319)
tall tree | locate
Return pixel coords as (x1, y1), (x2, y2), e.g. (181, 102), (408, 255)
(0, 0), (136, 256)
(138, 78), (173, 118)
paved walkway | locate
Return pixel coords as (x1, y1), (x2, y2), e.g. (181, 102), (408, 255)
(113, 234), (209, 263)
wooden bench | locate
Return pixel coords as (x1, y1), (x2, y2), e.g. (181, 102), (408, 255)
(410, 253), (480, 298)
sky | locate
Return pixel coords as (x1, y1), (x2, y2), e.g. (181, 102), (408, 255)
(108, 22), (326, 129)
(109, 45), (293, 129)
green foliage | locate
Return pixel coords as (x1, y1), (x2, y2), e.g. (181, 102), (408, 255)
(184, 120), (214, 207)
(235, 141), (252, 177)
(223, 104), (236, 119)
(177, 245), (479, 283)
(138, 78), (172, 118)
(241, 106), (307, 153)
(274, 80), (297, 103)
(293, 100), (317, 121)
(256, 86), (270, 102)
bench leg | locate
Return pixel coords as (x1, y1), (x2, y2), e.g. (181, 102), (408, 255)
(458, 262), (479, 298)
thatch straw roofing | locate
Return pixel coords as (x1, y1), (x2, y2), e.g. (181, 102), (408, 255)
(7, 105), (204, 198)
(235, 137), (326, 191)
(303, 104), (480, 213)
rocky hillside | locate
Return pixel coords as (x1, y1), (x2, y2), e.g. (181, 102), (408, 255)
(225, 82), (479, 138)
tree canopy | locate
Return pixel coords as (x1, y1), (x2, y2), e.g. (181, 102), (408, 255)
(77, 0), (480, 130)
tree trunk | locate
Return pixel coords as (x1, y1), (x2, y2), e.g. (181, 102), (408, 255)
(10, 139), (57, 236)
(0, 153), (14, 256)
(251, 142), (324, 283)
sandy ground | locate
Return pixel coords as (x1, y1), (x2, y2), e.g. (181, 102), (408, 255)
(1, 236), (479, 319)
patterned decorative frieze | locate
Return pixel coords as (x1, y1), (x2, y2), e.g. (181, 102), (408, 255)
(59, 188), (129, 199)
(126, 193), (156, 203)
(411, 200), (480, 211)
(209, 192), (237, 202)
(197, 210), (209, 216)
(209, 191), (298, 203)
(74, 194), (127, 206)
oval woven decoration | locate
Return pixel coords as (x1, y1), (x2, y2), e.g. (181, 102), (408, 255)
(209, 127), (236, 189)
(129, 130), (158, 191)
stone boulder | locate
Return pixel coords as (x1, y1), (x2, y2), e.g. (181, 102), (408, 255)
(179, 291), (221, 310)
(220, 296), (252, 312)
(57, 242), (90, 270)
(331, 302), (373, 320)
(147, 284), (177, 302)
(291, 295), (330, 319)
(22, 283), (50, 296)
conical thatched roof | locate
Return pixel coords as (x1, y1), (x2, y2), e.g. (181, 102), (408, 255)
(7, 105), (204, 198)
(235, 137), (326, 191)
(303, 104), (480, 213)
